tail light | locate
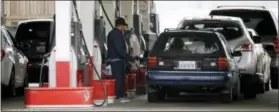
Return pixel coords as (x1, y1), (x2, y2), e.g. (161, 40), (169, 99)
(218, 57), (228, 70)
(274, 38), (279, 53)
(148, 56), (157, 68)
(240, 43), (252, 51)
(1, 50), (5, 61)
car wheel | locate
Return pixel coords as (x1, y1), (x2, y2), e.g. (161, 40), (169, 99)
(232, 79), (240, 101)
(7, 67), (16, 97)
(243, 86), (257, 99)
(271, 68), (278, 89)
(167, 91), (180, 98)
(221, 87), (233, 103)
(147, 89), (166, 102)
(257, 82), (265, 94)
(17, 71), (28, 95)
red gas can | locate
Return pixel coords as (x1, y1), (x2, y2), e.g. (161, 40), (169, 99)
(127, 73), (136, 92)
(92, 79), (116, 105)
(136, 67), (147, 95)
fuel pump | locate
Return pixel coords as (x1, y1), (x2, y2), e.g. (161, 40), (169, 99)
(72, 0), (107, 106)
(133, 1), (147, 60)
(150, 13), (160, 36)
(94, 17), (107, 64)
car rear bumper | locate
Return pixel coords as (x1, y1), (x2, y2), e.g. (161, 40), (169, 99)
(236, 53), (257, 75)
(146, 71), (232, 87)
(27, 63), (49, 83)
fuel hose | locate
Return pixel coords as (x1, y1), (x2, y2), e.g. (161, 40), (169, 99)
(72, 0), (107, 107)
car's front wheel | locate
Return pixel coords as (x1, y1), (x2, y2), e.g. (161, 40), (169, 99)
(147, 89), (166, 102)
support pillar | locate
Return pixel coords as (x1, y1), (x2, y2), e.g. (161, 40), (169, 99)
(24, 1), (94, 108)
(139, 0), (150, 32)
(76, 1), (97, 82)
(102, 1), (116, 36)
(120, 1), (134, 28)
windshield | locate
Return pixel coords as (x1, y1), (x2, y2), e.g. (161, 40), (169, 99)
(180, 20), (243, 40)
(150, 32), (225, 57)
(210, 10), (277, 36)
(15, 21), (52, 61)
(15, 22), (51, 41)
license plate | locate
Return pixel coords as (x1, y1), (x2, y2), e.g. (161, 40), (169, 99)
(175, 61), (196, 69)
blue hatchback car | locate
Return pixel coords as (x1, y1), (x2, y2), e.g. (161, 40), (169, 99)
(146, 29), (241, 103)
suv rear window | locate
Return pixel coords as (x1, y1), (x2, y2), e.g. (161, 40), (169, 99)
(15, 22), (51, 41)
(179, 20), (243, 41)
(15, 21), (51, 60)
(150, 32), (225, 57)
(210, 10), (277, 36)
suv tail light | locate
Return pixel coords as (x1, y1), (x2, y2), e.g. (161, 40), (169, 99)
(218, 57), (228, 70)
(240, 43), (252, 51)
(274, 38), (279, 53)
(148, 56), (157, 68)
(1, 50), (5, 61)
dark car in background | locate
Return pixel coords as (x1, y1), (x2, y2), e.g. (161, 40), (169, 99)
(146, 29), (241, 103)
(14, 19), (53, 83)
(209, 6), (279, 89)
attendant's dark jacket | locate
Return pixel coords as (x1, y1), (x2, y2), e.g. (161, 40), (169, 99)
(107, 28), (129, 61)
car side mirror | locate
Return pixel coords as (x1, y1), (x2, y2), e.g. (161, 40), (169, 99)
(253, 36), (263, 44)
(231, 51), (242, 57)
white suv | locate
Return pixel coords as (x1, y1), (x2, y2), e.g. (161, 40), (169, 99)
(177, 16), (271, 99)
(209, 5), (279, 89)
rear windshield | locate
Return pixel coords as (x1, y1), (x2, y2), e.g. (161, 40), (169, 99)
(15, 21), (51, 41)
(179, 20), (243, 40)
(150, 32), (225, 57)
(210, 10), (277, 36)
(15, 21), (51, 59)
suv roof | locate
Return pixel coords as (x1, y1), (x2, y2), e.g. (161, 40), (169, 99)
(163, 28), (217, 34)
(213, 5), (268, 11)
(17, 19), (53, 26)
(187, 15), (243, 21)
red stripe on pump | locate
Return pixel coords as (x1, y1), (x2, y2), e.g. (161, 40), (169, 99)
(56, 61), (70, 87)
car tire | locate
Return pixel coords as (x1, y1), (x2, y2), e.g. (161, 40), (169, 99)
(257, 82), (265, 94)
(232, 79), (240, 101)
(271, 68), (278, 89)
(7, 67), (16, 97)
(221, 88), (233, 103)
(147, 89), (166, 102)
(17, 71), (28, 95)
(243, 86), (257, 99)
(167, 91), (180, 98)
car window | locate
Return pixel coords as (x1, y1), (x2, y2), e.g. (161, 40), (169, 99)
(15, 22), (51, 41)
(4, 29), (19, 48)
(218, 34), (233, 57)
(150, 32), (226, 57)
(1, 32), (7, 48)
(210, 10), (277, 36)
(2, 29), (14, 46)
(179, 20), (244, 41)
